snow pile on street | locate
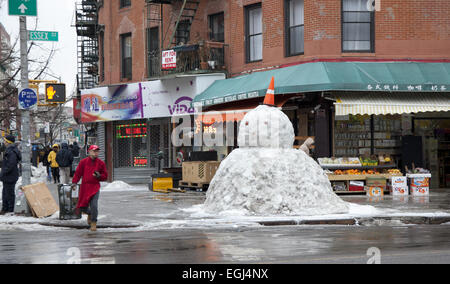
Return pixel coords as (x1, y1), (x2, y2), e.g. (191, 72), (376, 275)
(101, 181), (147, 192)
(203, 105), (350, 216)
(0, 164), (48, 200)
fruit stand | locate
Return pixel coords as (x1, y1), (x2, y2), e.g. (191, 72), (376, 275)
(319, 156), (402, 194)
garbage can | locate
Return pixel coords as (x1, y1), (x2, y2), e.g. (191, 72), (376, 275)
(57, 184), (82, 220)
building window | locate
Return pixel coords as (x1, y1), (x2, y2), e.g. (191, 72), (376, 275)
(209, 12), (224, 42)
(176, 20), (190, 45)
(342, 0), (375, 52)
(245, 3), (262, 63)
(99, 31), (105, 82)
(120, 0), (131, 9)
(147, 27), (159, 78)
(286, 0), (304, 56)
(120, 33), (132, 79)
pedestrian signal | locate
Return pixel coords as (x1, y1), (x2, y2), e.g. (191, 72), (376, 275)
(45, 83), (66, 103)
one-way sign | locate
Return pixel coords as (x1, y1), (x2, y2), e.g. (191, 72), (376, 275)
(8, 0), (37, 16)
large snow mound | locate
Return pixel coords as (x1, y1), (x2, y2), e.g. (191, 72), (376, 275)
(204, 148), (349, 216)
(203, 104), (349, 216)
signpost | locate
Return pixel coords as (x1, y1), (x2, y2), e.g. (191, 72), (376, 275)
(8, 0), (37, 16)
(28, 30), (58, 42)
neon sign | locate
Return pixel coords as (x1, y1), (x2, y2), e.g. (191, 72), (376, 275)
(116, 123), (147, 139)
(134, 157), (148, 167)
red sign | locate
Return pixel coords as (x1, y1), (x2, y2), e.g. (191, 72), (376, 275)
(162, 50), (177, 70)
(134, 157), (148, 167)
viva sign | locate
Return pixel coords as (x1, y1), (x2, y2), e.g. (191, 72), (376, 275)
(168, 97), (195, 115)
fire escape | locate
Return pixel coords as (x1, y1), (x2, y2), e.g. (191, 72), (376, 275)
(146, 0), (228, 78)
(75, 0), (101, 91)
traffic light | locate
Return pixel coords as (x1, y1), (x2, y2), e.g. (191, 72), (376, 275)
(45, 83), (66, 103)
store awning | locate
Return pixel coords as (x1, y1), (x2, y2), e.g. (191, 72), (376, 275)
(334, 93), (450, 116)
(193, 61), (450, 107)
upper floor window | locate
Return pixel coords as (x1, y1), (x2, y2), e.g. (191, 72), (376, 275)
(209, 12), (225, 42)
(286, 0), (304, 56)
(120, 33), (132, 79)
(120, 0), (131, 9)
(342, 0), (375, 52)
(245, 3), (262, 63)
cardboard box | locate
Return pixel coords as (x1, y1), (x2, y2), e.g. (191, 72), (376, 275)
(390, 185), (409, 196)
(182, 161), (220, 184)
(349, 181), (364, 192)
(22, 183), (59, 218)
(366, 177), (386, 187)
(411, 186), (429, 196)
(365, 186), (385, 197)
(410, 177), (430, 188)
(390, 176), (407, 187)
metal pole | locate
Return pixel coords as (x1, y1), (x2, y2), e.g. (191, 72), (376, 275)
(16, 16), (31, 215)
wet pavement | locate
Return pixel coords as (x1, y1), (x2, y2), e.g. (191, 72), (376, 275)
(0, 184), (449, 264)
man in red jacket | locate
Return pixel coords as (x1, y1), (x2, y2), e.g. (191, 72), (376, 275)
(72, 145), (108, 231)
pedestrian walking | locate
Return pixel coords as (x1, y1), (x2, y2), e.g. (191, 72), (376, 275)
(48, 144), (60, 184)
(72, 145), (108, 231)
(42, 145), (52, 182)
(0, 135), (22, 215)
(56, 143), (74, 184)
(71, 142), (80, 158)
(300, 137), (315, 156)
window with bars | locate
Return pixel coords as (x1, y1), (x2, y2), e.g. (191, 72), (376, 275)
(209, 12), (224, 42)
(245, 3), (263, 63)
(286, 0), (304, 56)
(120, 0), (131, 9)
(120, 33), (132, 79)
(342, 0), (375, 53)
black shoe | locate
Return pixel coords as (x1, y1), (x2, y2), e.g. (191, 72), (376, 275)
(0, 211), (6, 215)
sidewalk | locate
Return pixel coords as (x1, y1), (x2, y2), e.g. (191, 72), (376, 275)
(1, 182), (450, 231)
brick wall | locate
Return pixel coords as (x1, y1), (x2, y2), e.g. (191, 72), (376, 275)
(98, 0), (450, 84)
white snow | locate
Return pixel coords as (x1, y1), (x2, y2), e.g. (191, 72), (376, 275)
(101, 181), (147, 192)
(203, 105), (350, 216)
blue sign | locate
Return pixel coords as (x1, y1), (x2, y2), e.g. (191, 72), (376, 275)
(18, 88), (38, 109)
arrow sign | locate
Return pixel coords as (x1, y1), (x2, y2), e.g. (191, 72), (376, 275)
(18, 3), (27, 13)
(8, 0), (37, 16)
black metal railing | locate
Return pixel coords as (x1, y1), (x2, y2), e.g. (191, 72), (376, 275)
(147, 41), (227, 79)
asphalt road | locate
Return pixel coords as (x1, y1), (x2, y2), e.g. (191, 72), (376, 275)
(1, 224), (450, 264)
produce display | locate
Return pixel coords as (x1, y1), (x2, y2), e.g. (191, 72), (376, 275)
(318, 157), (361, 167)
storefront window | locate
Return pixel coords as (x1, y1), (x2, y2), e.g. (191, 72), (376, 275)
(115, 121), (149, 168)
(334, 115), (402, 157)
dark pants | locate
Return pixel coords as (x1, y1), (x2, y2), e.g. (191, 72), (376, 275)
(1, 182), (16, 212)
(51, 167), (60, 183)
(80, 192), (100, 222)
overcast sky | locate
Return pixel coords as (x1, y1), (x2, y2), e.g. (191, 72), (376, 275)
(1, 0), (78, 105)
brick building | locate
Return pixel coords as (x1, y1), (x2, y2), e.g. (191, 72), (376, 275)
(77, 0), (450, 187)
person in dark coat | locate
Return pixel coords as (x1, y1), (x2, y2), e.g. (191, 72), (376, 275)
(56, 143), (74, 184)
(71, 142), (80, 158)
(0, 135), (22, 215)
(42, 145), (52, 182)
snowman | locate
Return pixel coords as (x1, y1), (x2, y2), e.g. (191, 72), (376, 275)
(203, 77), (349, 216)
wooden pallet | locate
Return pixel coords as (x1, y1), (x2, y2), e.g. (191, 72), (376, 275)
(179, 180), (209, 191)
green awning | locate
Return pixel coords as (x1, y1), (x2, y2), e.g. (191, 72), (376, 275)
(193, 61), (450, 107)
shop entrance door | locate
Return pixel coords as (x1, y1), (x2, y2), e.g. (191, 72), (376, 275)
(113, 119), (169, 183)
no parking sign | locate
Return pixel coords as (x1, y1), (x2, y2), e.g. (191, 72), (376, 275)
(18, 88), (38, 110)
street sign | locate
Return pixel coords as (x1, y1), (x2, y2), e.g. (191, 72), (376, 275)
(29, 30), (58, 42)
(8, 0), (37, 16)
(45, 83), (66, 103)
(18, 88), (38, 109)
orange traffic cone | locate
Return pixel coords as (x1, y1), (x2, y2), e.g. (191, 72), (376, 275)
(263, 77), (275, 106)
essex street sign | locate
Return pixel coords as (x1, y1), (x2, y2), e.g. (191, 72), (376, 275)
(8, 0), (38, 16)
(29, 30), (58, 42)
(18, 88), (38, 110)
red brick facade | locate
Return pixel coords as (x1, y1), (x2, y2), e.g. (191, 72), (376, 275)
(98, 0), (450, 84)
